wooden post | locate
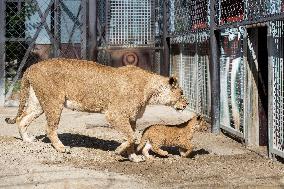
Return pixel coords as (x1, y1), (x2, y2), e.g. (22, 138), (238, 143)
(0, 0), (6, 106)
(209, 0), (220, 134)
(161, 0), (170, 76)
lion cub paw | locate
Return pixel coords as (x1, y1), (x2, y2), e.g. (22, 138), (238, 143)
(128, 153), (145, 163)
(22, 135), (36, 143)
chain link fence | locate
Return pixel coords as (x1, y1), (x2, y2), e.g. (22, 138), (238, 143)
(167, 0), (284, 159)
(169, 0), (210, 119)
(269, 20), (284, 159)
(170, 32), (211, 118)
(3, 0), (87, 105)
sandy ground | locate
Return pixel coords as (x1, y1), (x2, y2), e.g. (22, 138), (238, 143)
(1, 105), (284, 189)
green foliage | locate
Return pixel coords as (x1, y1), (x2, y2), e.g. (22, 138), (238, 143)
(5, 2), (37, 79)
(6, 2), (37, 38)
(5, 79), (21, 94)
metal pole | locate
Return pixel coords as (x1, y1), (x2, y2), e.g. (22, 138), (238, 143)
(267, 24), (274, 159)
(88, 0), (97, 61)
(81, 0), (87, 59)
(209, 0), (220, 134)
(52, 0), (61, 57)
(162, 0), (169, 76)
(105, 0), (109, 45)
(0, 0), (6, 106)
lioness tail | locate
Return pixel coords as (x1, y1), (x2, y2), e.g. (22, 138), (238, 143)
(5, 72), (30, 124)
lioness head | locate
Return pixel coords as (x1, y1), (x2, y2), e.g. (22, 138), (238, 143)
(150, 76), (188, 110)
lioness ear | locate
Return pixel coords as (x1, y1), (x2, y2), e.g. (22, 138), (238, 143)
(169, 76), (178, 87)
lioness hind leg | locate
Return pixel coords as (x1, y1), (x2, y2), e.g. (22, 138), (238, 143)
(18, 110), (43, 142)
(46, 125), (67, 153)
(44, 102), (67, 153)
(18, 87), (43, 142)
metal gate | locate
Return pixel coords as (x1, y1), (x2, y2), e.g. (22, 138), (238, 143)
(2, 0), (87, 105)
(269, 20), (284, 158)
(168, 0), (211, 118)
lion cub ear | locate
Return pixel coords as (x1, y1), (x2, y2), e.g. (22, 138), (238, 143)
(169, 76), (178, 87)
(196, 114), (203, 120)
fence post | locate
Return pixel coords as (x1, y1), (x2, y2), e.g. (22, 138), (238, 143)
(88, 0), (97, 61)
(52, 0), (61, 57)
(81, 0), (88, 59)
(209, 0), (220, 134)
(0, 0), (5, 107)
(161, 0), (170, 76)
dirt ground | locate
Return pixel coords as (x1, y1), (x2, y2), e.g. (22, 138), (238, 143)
(1, 105), (284, 189)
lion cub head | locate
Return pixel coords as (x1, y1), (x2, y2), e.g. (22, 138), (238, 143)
(191, 115), (208, 132)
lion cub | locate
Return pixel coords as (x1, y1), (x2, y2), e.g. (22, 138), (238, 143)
(137, 115), (206, 159)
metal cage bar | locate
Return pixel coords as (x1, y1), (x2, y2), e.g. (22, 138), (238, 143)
(0, 0), (5, 106)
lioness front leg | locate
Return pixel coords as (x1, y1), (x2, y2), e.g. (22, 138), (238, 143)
(108, 118), (135, 155)
(179, 147), (187, 157)
(106, 114), (142, 162)
(180, 144), (194, 158)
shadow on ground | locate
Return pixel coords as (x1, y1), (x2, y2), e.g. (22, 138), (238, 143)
(145, 146), (210, 159)
(36, 133), (121, 152)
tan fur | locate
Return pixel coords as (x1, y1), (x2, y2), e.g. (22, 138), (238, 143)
(5, 58), (188, 162)
(137, 115), (207, 159)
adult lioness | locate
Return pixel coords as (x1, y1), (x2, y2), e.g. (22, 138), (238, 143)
(5, 58), (188, 162)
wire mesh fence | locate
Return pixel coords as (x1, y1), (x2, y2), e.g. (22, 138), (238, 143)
(269, 20), (284, 158)
(169, 0), (209, 35)
(168, 0), (284, 159)
(217, 0), (284, 27)
(107, 0), (155, 47)
(3, 0), (87, 103)
(170, 32), (211, 118)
